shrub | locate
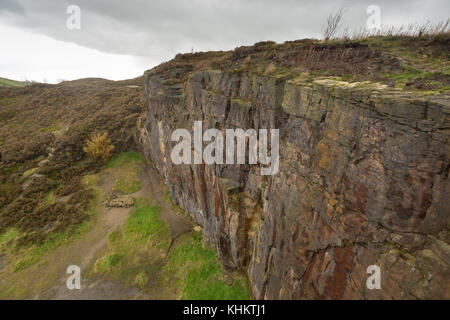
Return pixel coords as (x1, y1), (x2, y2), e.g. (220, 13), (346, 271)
(322, 8), (344, 40)
(82, 132), (115, 162)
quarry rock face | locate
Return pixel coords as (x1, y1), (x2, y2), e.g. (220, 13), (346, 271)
(138, 66), (450, 299)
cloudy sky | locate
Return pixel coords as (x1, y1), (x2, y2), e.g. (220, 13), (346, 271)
(0, 0), (448, 83)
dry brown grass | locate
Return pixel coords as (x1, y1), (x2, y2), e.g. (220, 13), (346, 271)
(346, 20), (450, 41)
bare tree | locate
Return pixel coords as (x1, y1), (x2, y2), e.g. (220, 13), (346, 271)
(322, 8), (344, 40)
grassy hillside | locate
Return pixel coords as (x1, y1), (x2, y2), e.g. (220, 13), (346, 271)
(0, 77), (26, 88)
(0, 77), (145, 245)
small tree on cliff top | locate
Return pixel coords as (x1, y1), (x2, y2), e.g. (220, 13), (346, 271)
(83, 132), (115, 162)
(322, 8), (344, 40)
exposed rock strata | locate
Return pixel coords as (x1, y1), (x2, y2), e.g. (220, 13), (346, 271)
(138, 66), (449, 299)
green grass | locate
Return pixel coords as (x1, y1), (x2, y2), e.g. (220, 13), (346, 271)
(92, 198), (170, 285)
(41, 191), (56, 206)
(23, 168), (37, 177)
(106, 151), (144, 169)
(107, 230), (121, 244)
(384, 67), (449, 93)
(98, 198), (250, 299)
(106, 152), (144, 194)
(96, 253), (121, 273)
(134, 271), (150, 288)
(113, 177), (141, 194)
(102, 195), (249, 299)
(0, 228), (20, 253)
(12, 232), (67, 272)
(164, 232), (250, 300)
(39, 125), (60, 133)
(39, 125), (67, 136)
(0, 77), (25, 87)
(386, 67), (434, 83)
(124, 199), (169, 240)
(12, 215), (94, 272)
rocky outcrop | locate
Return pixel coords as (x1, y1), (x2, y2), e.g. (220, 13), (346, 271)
(105, 194), (134, 208)
(138, 64), (449, 299)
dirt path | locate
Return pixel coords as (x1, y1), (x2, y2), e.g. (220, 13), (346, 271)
(35, 163), (192, 300)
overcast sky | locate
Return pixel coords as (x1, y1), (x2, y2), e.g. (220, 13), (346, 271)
(1, 0), (448, 83)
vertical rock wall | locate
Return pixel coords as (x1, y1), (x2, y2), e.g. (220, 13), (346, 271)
(138, 66), (449, 299)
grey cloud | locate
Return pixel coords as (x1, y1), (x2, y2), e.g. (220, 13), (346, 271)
(1, 0), (448, 62)
(0, 0), (24, 14)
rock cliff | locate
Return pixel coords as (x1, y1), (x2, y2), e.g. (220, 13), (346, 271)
(138, 41), (450, 299)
